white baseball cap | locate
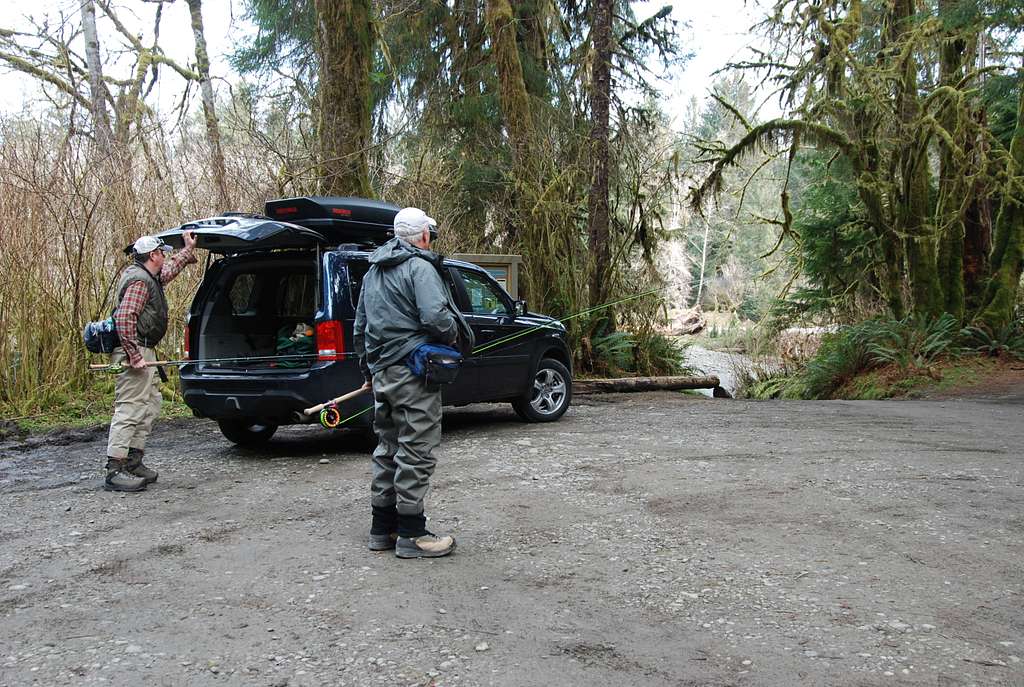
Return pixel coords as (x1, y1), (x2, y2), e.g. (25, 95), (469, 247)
(133, 236), (173, 255)
(393, 207), (437, 239)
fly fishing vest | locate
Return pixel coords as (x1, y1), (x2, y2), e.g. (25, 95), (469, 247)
(115, 264), (169, 347)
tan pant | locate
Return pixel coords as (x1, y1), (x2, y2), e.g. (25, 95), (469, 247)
(106, 346), (162, 459)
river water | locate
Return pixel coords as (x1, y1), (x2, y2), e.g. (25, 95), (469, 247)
(684, 345), (755, 397)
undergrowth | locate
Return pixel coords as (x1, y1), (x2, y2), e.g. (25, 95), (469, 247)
(1, 374), (191, 434)
(587, 330), (692, 377)
(740, 315), (1024, 399)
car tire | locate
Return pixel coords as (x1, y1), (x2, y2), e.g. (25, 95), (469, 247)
(512, 358), (572, 423)
(217, 419), (278, 447)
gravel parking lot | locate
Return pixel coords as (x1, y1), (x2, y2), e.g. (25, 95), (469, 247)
(1, 390), (1022, 686)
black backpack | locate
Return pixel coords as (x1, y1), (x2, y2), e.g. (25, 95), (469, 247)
(83, 317), (121, 354)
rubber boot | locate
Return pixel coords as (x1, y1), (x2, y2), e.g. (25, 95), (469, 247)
(395, 512), (455, 559)
(125, 448), (158, 485)
(368, 504), (399, 551)
(104, 458), (147, 492)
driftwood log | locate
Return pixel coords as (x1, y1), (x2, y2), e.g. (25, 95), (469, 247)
(574, 375), (722, 394)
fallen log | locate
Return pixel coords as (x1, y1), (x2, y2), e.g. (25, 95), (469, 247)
(574, 375), (721, 394)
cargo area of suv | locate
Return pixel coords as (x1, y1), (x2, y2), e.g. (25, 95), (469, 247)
(192, 256), (319, 369)
(156, 196), (573, 447)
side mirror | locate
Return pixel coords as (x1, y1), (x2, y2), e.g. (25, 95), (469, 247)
(514, 300), (528, 317)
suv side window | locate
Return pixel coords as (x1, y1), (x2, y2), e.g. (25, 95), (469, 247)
(458, 268), (511, 315)
(347, 260), (370, 308)
(276, 272), (316, 317)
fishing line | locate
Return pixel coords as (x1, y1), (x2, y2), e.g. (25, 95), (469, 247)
(326, 285), (670, 428)
(471, 286), (666, 356)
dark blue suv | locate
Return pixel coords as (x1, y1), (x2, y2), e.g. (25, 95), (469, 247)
(156, 197), (573, 446)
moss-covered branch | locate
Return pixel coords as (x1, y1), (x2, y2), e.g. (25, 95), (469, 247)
(690, 118), (852, 214)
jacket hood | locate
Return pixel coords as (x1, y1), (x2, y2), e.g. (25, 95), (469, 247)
(368, 237), (431, 267)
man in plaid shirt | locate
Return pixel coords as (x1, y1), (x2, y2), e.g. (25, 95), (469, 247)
(104, 231), (198, 492)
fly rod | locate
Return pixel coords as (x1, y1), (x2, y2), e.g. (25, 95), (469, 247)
(87, 353), (355, 374)
(314, 286), (669, 429)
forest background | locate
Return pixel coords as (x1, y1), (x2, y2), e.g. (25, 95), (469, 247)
(0, 0), (1022, 422)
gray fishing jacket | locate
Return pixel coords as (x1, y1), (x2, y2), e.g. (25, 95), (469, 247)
(354, 238), (473, 378)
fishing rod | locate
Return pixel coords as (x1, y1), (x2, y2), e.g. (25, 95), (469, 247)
(87, 353), (343, 374)
(314, 286), (669, 429)
(470, 286), (665, 356)
(90, 287), (664, 376)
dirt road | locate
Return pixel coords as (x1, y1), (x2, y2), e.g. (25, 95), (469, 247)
(1, 391), (1022, 686)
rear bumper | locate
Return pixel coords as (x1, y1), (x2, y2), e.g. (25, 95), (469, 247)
(180, 362), (370, 426)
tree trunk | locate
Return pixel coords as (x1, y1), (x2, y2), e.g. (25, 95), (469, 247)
(852, 141), (905, 318)
(935, 0), (968, 320)
(587, 0), (612, 319)
(964, 36), (993, 311)
(894, 0), (942, 319)
(186, 0), (231, 210)
(79, 0), (113, 150)
(486, 0), (535, 249)
(313, 0), (373, 197)
(979, 71), (1024, 330)
(574, 375), (721, 394)
(515, 0), (549, 99)
(963, 147), (993, 312)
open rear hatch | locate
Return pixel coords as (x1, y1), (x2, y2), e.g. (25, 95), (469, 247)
(153, 216), (326, 254)
(151, 196), (400, 252)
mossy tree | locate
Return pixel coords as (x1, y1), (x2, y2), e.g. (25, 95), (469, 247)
(691, 0), (1024, 329)
(313, 0), (374, 197)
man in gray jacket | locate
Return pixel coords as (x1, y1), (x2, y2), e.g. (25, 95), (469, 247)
(353, 207), (473, 558)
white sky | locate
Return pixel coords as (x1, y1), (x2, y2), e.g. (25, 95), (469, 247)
(0, 0), (764, 125)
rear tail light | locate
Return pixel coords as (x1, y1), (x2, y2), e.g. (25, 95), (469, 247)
(316, 320), (345, 361)
(184, 322), (191, 359)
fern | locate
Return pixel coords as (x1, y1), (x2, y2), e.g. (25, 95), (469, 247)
(961, 318), (1024, 359)
(591, 331), (634, 374)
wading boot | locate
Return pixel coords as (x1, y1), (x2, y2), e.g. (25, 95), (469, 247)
(125, 448), (158, 485)
(368, 504), (399, 551)
(104, 458), (147, 492)
(395, 512), (455, 559)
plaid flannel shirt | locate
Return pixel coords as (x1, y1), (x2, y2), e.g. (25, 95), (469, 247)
(115, 246), (197, 365)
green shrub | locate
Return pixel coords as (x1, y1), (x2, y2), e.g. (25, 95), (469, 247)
(590, 331), (634, 375)
(776, 314), (967, 399)
(735, 363), (793, 399)
(632, 332), (690, 376)
(961, 318), (1024, 359)
(589, 330), (690, 377)
(864, 313), (961, 370)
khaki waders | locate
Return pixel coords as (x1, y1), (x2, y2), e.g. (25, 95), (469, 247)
(106, 346), (162, 459)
